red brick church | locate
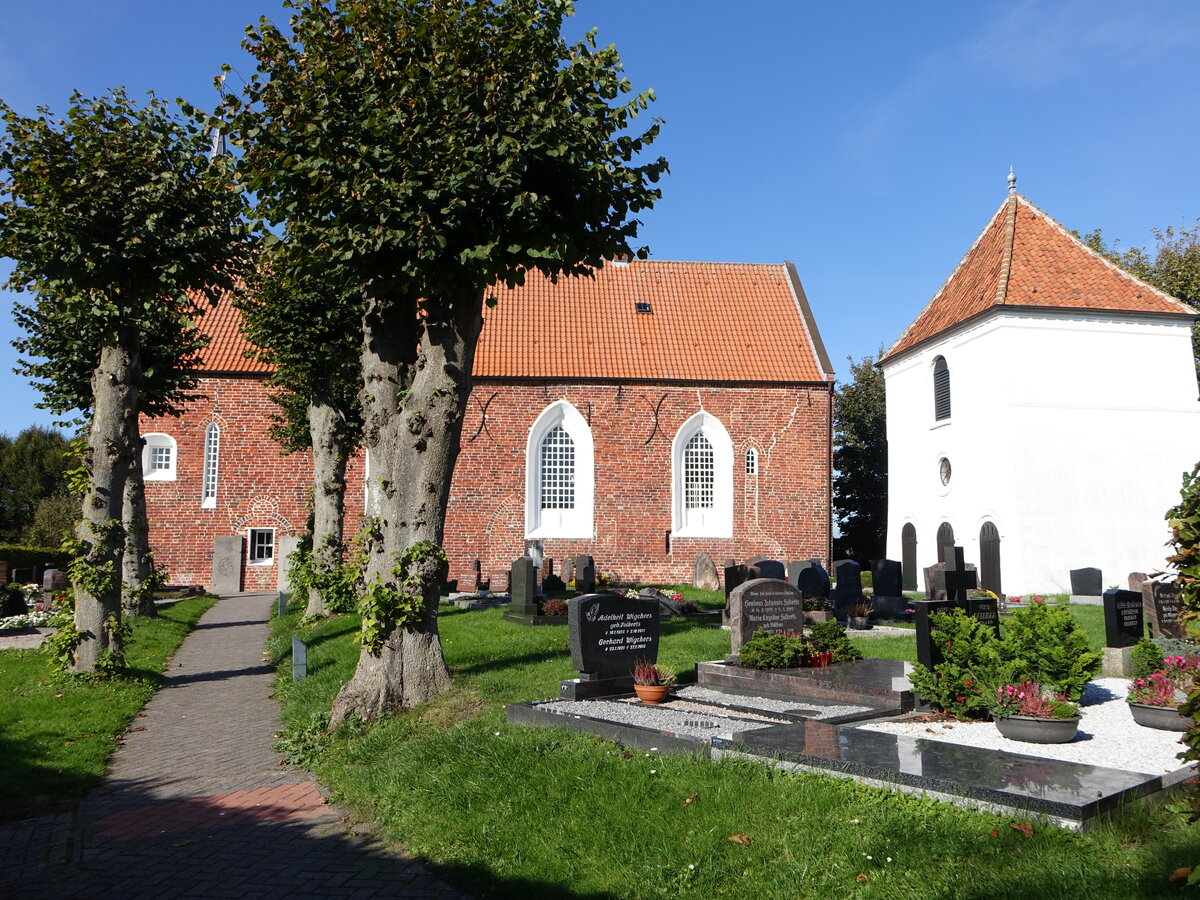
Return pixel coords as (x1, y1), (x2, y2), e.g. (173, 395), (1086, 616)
(140, 259), (835, 591)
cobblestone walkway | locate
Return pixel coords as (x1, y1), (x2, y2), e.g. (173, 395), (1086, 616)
(0, 592), (470, 899)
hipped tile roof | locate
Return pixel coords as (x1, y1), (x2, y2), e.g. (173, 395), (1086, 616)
(197, 260), (833, 384)
(882, 193), (1195, 362)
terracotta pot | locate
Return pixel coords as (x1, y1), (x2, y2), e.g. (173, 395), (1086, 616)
(633, 684), (671, 703)
(992, 714), (1080, 744)
(1128, 701), (1190, 731)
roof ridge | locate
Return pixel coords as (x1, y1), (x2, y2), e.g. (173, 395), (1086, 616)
(993, 193), (1019, 305)
(1013, 193), (1195, 314)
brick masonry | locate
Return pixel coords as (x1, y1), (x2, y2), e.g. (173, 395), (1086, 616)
(143, 376), (832, 590)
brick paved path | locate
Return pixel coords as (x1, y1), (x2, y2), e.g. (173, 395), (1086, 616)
(0, 593), (470, 899)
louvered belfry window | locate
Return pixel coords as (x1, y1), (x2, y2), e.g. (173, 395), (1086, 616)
(684, 432), (715, 509)
(933, 356), (951, 420)
(539, 425), (575, 510)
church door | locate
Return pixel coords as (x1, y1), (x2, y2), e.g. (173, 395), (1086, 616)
(936, 521), (955, 564)
(901, 523), (917, 591)
(979, 522), (1001, 595)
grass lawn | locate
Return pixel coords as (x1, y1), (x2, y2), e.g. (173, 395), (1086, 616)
(268, 593), (1200, 900)
(0, 594), (215, 818)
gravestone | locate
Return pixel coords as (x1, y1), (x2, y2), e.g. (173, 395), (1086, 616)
(10, 568), (32, 585)
(728, 579), (805, 655)
(786, 561), (805, 589)
(942, 548), (977, 607)
(292, 636), (307, 681)
(966, 595), (1000, 637)
(745, 555), (768, 566)
(871, 559), (905, 618)
(561, 557), (575, 586)
(748, 559), (786, 581)
(1069, 567), (1103, 597)
(1128, 572), (1150, 594)
(525, 540), (544, 571)
(509, 557), (539, 616)
(693, 553), (720, 591)
(831, 560), (863, 618)
(639, 587), (684, 618)
(575, 555), (596, 594)
(211, 536), (243, 594)
(543, 572), (566, 593)
(719, 558), (735, 569)
(914, 598), (958, 671)
(1103, 589), (1145, 647)
(41, 568), (67, 593)
(277, 535), (301, 592)
(724, 564), (750, 601)
(561, 594), (660, 699)
(1145, 580), (1186, 640)
(923, 563), (946, 601)
(797, 563), (830, 600)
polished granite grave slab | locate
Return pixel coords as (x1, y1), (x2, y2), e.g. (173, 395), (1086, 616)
(717, 719), (1166, 831)
(696, 657), (914, 712)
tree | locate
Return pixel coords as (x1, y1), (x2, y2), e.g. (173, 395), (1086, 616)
(0, 426), (73, 541)
(223, 0), (666, 722)
(832, 348), (887, 563)
(236, 252), (363, 619)
(1080, 219), (1200, 369)
(1, 89), (246, 671)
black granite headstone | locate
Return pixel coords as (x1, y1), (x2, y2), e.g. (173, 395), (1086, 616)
(510, 557), (538, 615)
(1146, 581), (1186, 640)
(965, 596), (1000, 637)
(1070, 567), (1103, 597)
(1103, 589), (1145, 647)
(728, 579), (805, 654)
(871, 559), (903, 600)
(724, 564), (750, 601)
(832, 560), (862, 616)
(942, 548), (977, 607)
(797, 563), (830, 599)
(568, 594), (660, 680)
(749, 559), (786, 581)
(543, 573), (566, 593)
(575, 555), (596, 594)
(914, 599), (957, 670)
(639, 587), (684, 618)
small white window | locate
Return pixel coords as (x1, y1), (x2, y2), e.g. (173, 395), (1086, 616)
(671, 412), (733, 537)
(142, 433), (177, 482)
(248, 528), (275, 565)
(525, 401), (594, 538)
(745, 447), (758, 476)
(202, 423), (220, 508)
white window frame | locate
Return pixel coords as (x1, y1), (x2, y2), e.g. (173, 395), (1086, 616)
(671, 411), (733, 538)
(745, 447), (758, 476)
(142, 433), (177, 482)
(525, 400), (594, 539)
(201, 423), (220, 508)
(247, 528), (275, 566)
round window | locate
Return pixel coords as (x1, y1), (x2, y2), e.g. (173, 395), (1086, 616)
(938, 457), (952, 486)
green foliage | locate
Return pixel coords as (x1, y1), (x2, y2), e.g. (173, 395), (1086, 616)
(807, 619), (863, 663)
(288, 532), (359, 615)
(0, 427), (74, 541)
(94, 614), (132, 677)
(274, 711), (333, 769)
(737, 630), (804, 670)
(43, 595), (81, 674)
(0, 542), (69, 571)
(357, 540), (448, 653)
(1167, 463), (1200, 770)
(1132, 637), (1167, 681)
(996, 601), (1101, 700)
(832, 347), (887, 561)
(908, 609), (1004, 719)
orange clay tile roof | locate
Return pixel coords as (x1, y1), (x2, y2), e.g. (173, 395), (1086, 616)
(197, 260), (833, 383)
(882, 193), (1195, 362)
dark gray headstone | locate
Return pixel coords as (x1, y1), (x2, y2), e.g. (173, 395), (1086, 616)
(41, 568), (67, 593)
(10, 568), (32, 585)
(728, 579), (804, 655)
(575, 555), (596, 594)
(923, 563), (946, 600)
(639, 587), (684, 619)
(277, 592), (289, 618)
(693, 552), (720, 591)
(1128, 571), (1150, 593)
(211, 536), (244, 594)
(797, 563), (830, 599)
(965, 596), (1000, 636)
(915, 598), (958, 670)
(719, 558), (736, 569)
(724, 564), (750, 601)
(1069, 567), (1103, 597)
(871, 559), (903, 599)
(832, 560), (862, 615)
(568, 594), (659, 678)
(786, 561), (805, 588)
(749, 559), (786, 581)
(510, 557), (538, 615)
(1145, 581), (1186, 640)
(1103, 589), (1145, 647)
(942, 548), (977, 607)
(473, 559), (483, 589)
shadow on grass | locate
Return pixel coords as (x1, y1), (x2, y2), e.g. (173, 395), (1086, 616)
(456, 648), (569, 677)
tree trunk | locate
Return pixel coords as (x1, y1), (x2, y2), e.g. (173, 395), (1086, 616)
(121, 436), (157, 618)
(330, 281), (483, 726)
(74, 331), (141, 673)
(305, 396), (349, 618)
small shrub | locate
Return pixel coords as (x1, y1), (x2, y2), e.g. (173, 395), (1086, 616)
(907, 609), (1004, 720)
(738, 630), (804, 670)
(1131, 638), (1166, 680)
(997, 601), (1100, 699)
(542, 599), (568, 616)
(807, 620), (861, 663)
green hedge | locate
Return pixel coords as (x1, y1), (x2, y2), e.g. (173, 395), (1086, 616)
(0, 543), (69, 574)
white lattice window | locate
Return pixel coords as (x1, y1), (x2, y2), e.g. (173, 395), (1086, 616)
(142, 433), (177, 482)
(525, 401), (593, 538)
(745, 447), (758, 476)
(672, 412), (733, 537)
(539, 425), (575, 510)
(248, 528), (275, 565)
(202, 423), (220, 508)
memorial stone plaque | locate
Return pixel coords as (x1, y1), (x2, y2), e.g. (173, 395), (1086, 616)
(1103, 589), (1145, 647)
(749, 559), (786, 581)
(1146, 581), (1186, 640)
(965, 596), (1000, 636)
(575, 555), (596, 594)
(728, 579), (804, 654)
(277, 535), (301, 592)
(568, 594), (660, 678)
(211, 536), (244, 594)
(1069, 567), (1103, 597)
(510, 557), (538, 615)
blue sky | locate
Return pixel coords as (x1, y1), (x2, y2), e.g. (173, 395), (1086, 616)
(2, 0), (1198, 435)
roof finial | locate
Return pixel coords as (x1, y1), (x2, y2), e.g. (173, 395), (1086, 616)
(1007, 166), (1017, 194)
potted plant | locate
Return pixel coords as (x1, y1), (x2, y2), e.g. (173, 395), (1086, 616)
(991, 680), (1081, 743)
(802, 596), (831, 624)
(1127, 655), (1197, 731)
(846, 601), (873, 630)
(632, 659), (677, 703)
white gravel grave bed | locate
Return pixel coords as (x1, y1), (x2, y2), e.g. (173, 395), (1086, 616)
(855, 678), (1194, 776)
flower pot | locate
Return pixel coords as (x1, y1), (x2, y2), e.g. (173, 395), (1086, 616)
(847, 616), (872, 630)
(633, 684), (671, 703)
(1128, 701), (1190, 731)
(993, 714), (1080, 744)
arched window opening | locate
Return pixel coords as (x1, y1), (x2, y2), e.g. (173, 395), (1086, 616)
(933, 356), (951, 421)
(525, 401), (593, 538)
(745, 447), (758, 476)
(539, 425), (575, 510)
(202, 423), (220, 508)
(142, 433), (177, 482)
(671, 412), (733, 538)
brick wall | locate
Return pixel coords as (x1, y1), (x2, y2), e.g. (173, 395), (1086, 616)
(143, 376), (832, 591)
